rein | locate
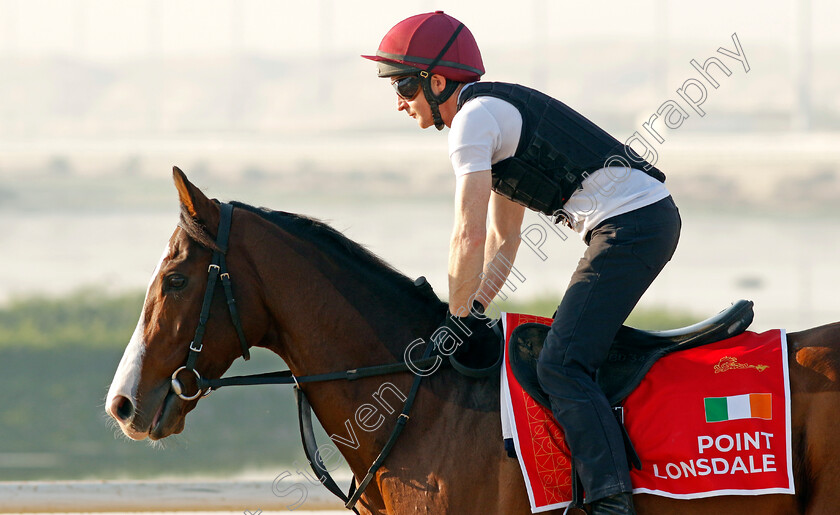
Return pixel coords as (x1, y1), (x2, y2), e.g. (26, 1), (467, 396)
(169, 202), (441, 513)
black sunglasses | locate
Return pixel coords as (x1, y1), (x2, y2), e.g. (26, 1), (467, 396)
(391, 75), (422, 100)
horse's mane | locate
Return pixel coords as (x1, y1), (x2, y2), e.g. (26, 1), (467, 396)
(179, 200), (443, 307)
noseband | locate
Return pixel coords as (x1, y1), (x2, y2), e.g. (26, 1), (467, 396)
(171, 202), (251, 402)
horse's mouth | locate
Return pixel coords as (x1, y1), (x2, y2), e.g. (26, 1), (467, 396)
(116, 389), (186, 441)
(148, 390), (184, 440)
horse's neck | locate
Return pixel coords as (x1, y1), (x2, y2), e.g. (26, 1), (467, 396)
(243, 218), (440, 360)
(244, 220), (443, 463)
(258, 253), (439, 370)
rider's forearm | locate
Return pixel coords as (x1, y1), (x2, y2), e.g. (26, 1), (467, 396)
(448, 224), (486, 316)
(475, 228), (521, 308)
(474, 195), (525, 309)
(447, 171), (492, 316)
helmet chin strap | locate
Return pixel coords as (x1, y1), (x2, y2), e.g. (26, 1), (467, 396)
(419, 22), (465, 131)
(420, 71), (460, 130)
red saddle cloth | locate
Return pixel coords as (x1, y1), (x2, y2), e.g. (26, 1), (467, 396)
(500, 313), (794, 513)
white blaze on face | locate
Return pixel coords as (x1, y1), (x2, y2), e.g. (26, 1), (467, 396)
(106, 243), (171, 419)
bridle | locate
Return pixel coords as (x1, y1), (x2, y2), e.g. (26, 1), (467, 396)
(166, 202), (444, 513)
(170, 202), (250, 402)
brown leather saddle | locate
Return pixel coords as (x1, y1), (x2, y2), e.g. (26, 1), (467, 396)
(508, 300), (755, 408)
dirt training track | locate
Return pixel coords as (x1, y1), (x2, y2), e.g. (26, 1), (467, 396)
(0, 479), (341, 513)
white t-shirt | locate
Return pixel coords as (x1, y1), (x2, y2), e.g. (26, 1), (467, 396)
(449, 83), (671, 237)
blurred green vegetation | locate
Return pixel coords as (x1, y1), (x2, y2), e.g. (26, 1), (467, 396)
(496, 296), (699, 330)
(0, 289), (145, 349)
(0, 289), (699, 480)
(0, 344), (305, 480)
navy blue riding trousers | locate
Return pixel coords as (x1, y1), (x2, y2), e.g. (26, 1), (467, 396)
(536, 196), (681, 502)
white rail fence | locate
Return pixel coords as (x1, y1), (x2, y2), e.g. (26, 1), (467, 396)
(0, 479), (343, 513)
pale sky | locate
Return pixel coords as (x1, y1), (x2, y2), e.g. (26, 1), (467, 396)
(2, 0), (839, 61)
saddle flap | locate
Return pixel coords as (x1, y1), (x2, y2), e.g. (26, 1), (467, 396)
(508, 300), (755, 409)
(508, 324), (553, 409)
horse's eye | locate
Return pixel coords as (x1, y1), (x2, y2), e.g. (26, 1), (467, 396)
(165, 274), (188, 291)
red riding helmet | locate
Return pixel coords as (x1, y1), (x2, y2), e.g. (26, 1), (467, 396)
(362, 11), (485, 82)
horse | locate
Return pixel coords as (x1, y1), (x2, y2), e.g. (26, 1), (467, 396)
(106, 168), (840, 514)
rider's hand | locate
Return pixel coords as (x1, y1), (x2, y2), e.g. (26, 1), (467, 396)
(434, 300), (497, 356)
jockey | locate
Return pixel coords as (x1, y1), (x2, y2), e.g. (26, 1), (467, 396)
(364, 11), (680, 515)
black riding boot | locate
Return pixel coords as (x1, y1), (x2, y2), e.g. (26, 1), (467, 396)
(589, 492), (636, 515)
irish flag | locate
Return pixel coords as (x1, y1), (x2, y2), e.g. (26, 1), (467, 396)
(704, 393), (772, 423)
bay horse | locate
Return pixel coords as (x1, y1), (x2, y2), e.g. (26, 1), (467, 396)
(107, 168), (840, 514)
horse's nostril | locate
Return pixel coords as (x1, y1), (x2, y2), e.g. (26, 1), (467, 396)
(109, 395), (135, 423)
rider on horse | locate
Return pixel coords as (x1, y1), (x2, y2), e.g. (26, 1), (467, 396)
(364, 11), (681, 515)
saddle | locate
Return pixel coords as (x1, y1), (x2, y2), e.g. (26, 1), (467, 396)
(508, 300), (755, 407)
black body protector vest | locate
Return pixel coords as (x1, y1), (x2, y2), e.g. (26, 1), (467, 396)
(456, 82), (666, 217)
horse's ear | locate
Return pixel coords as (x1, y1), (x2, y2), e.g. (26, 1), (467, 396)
(172, 166), (219, 228)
